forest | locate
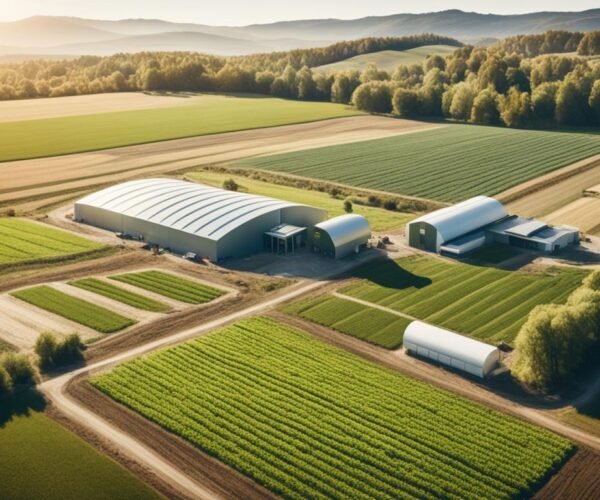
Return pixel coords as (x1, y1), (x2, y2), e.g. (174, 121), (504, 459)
(0, 31), (599, 128)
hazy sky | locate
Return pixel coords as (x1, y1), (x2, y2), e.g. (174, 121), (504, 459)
(1, 1), (598, 25)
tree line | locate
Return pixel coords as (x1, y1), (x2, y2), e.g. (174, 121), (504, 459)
(0, 30), (599, 127)
(513, 270), (600, 392)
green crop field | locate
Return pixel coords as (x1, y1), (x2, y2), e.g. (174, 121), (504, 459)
(284, 294), (409, 349)
(186, 170), (414, 231)
(69, 278), (170, 312)
(342, 256), (587, 343)
(0, 394), (157, 500)
(93, 316), (572, 499)
(0, 94), (359, 162)
(11, 285), (136, 333)
(314, 45), (459, 72)
(110, 270), (224, 304)
(238, 125), (600, 202)
(0, 218), (103, 265)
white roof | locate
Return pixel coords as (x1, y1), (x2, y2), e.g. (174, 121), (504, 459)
(504, 220), (547, 237)
(314, 214), (371, 248)
(265, 224), (306, 238)
(404, 321), (498, 370)
(75, 178), (317, 241)
(410, 196), (508, 244)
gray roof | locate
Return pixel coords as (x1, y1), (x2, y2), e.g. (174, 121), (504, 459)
(487, 216), (578, 244)
(75, 178), (316, 241)
(315, 214), (371, 248)
(504, 220), (547, 237)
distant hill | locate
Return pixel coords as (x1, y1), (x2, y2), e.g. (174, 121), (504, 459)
(314, 45), (459, 72)
(0, 10), (598, 57)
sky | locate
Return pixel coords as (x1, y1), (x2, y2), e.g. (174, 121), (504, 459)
(0, 1), (598, 25)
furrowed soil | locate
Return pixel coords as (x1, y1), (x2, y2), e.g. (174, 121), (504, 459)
(65, 376), (277, 500)
(0, 116), (438, 212)
(533, 448), (600, 499)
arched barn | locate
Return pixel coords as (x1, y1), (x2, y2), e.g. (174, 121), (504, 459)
(74, 178), (326, 261)
(313, 214), (371, 259)
(403, 321), (500, 378)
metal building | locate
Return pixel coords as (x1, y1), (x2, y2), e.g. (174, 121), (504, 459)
(406, 196), (579, 255)
(74, 178), (326, 261)
(313, 214), (371, 259)
(403, 321), (500, 378)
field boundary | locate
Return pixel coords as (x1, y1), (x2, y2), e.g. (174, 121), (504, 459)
(332, 292), (416, 321)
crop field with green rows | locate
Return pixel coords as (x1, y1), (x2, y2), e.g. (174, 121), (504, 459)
(93, 317), (572, 500)
(284, 295), (409, 349)
(342, 257), (587, 343)
(237, 125), (600, 202)
(11, 285), (136, 333)
(110, 271), (223, 304)
(69, 278), (170, 312)
(0, 218), (103, 265)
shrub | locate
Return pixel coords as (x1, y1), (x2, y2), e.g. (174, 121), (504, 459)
(35, 332), (86, 371)
(0, 352), (36, 386)
(367, 194), (381, 207)
(383, 199), (398, 211)
(222, 178), (239, 191)
(343, 199), (353, 213)
(0, 366), (13, 396)
(35, 332), (58, 370)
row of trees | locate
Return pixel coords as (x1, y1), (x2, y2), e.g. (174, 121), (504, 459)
(513, 271), (600, 391)
(0, 30), (599, 127)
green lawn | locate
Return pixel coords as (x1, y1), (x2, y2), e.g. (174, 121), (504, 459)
(556, 392), (600, 438)
(0, 218), (103, 265)
(186, 170), (414, 231)
(0, 393), (157, 500)
(110, 270), (223, 304)
(11, 286), (136, 333)
(0, 94), (359, 162)
(93, 316), (572, 499)
(284, 294), (410, 349)
(237, 125), (600, 202)
(314, 45), (459, 72)
(341, 256), (587, 344)
(69, 278), (170, 312)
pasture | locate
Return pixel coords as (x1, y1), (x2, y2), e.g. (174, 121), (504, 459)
(314, 45), (459, 72)
(0, 94), (359, 162)
(69, 278), (170, 312)
(186, 170), (414, 231)
(284, 294), (409, 349)
(0, 394), (157, 500)
(341, 256), (587, 343)
(0, 218), (103, 266)
(93, 316), (572, 499)
(11, 286), (136, 333)
(110, 271), (224, 304)
(238, 125), (600, 202)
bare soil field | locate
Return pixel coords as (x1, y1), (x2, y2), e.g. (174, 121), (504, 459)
(0, 92), (204, 123)
(533, 448), (600, 499)
(545, 197), (600, 235)
(0, 116), (439, 212)
(501, 154), (600, 216)
(65, 376), (276, 500)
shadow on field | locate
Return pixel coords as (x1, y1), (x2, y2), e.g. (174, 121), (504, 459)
(0, 390), (46, 428)
(351, 259), (431, 289)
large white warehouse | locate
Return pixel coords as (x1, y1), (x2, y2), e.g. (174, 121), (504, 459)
(403, 321), (500, 378)
(74, 178), (326, 261)
(407, 196), (579, 255)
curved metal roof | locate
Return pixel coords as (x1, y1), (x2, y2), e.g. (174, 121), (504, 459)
(404, 321), (498, 371)
(314, 214), (371, 248)
(410, 196), (507, 245)
(75, 178), (318, 241)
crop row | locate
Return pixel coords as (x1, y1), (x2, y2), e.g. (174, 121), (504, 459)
(93, 317), (572, 499)
(284, 295), (408, 349)
(341, 256), (587, 343)
(110, 270), (223, 304)
(239, 125), (600, 202)
(69, 278), (170, 312)
(0, 218), (102, 264)
(11, 285), (136, 333)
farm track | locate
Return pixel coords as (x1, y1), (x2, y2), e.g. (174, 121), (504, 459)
(0, 116), (437, 211)
(502, 154), (600, 216)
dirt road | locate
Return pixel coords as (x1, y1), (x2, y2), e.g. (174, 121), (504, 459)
(2, 116), (440, 211)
